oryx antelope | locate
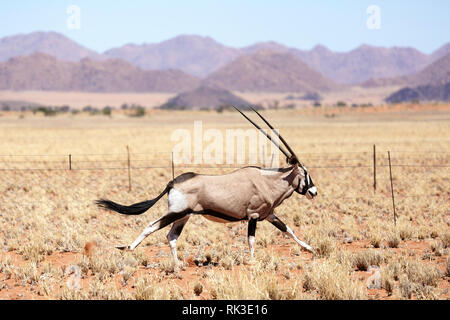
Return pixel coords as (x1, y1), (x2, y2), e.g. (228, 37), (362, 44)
(96, 107), (317, 265)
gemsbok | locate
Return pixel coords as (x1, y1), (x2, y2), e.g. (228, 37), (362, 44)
(96, 107), (317, 265)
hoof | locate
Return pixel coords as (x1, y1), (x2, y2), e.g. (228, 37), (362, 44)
(116, 245), (130, 251)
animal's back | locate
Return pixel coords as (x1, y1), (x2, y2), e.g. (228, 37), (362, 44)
(171, 167), (261, 218)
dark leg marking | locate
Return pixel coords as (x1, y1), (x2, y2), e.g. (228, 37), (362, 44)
(248, 218), (257, 237)
(268, 215), (288, 232)
(248, 218), (258, 258)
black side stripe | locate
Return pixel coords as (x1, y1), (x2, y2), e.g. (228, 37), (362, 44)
(192, 209), (247, 222)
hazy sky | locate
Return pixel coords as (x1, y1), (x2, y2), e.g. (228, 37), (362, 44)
(0, 1), (449, 53)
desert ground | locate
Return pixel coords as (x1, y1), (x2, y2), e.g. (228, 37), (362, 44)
(0, 102), (449, 300)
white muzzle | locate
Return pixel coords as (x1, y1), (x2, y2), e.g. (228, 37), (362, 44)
(305, 186), (317, 199)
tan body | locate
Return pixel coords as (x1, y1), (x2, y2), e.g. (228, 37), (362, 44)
(174, 166), (300, 222)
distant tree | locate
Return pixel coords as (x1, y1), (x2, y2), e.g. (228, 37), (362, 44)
(83, 105), (93, 112)
(102, 106), (112, 116)
(34, 106), (56, 116)
(130, 106), (146, 117)
(313, 102), (321, 107)
(337, 101), (347, 107)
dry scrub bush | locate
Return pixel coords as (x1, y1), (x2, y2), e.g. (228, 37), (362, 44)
(208, 270), (306, 300)
(88, 277), (132, 299)
(14, 261), (40, 286)
(0, 255), (13, 280)
(430, 241), (444, 257)
(351, 250), (385, 271)
(397, 221), (415, 241)
(305, 232), (335, 258)
(302, 259), (366, 300)
(369, 232), (382, 248)
(134, 275), (185, 300)
(381, 257), (442, 299)
(441, 232), (450, 248)
(386, 231), (401, 248)
(59, 287), (89, 300)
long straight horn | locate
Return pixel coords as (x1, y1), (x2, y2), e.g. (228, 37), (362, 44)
(233, 106), (291, 159)
(250, 107), (300, 165)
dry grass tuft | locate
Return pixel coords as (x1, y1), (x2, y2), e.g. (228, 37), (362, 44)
(386, 231), (401, 248)
(352, 250), (384, 271)
(302, 260), (366, 300)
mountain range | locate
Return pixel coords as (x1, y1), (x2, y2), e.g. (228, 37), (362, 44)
(1, 32), (449, 85)
(363, 52), (450, 87)
(0, 53), (199, 92)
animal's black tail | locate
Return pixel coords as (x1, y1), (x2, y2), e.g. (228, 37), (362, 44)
(95, 182), (172, 215)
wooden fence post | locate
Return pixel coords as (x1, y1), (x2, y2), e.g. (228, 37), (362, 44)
(69, 154), (72, 170)
(373, 144), (376, 192)
(387, 151), (397, 226)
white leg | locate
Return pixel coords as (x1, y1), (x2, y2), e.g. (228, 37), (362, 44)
(267, 214), (314, 253)
(129, 222), (159, 250)
(248, 235), (255, 259)
(117, 211), (189, 251)
(285, 226), (314, 253)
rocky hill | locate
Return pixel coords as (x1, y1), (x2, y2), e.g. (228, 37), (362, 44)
(160, 86), (250, 110)
(203, 50), (337, 92)
(0, 53), (200, 92)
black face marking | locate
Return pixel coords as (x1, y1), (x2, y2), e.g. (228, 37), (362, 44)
(248, 218), (257, 237)
(193, 209), (246, 222)
(296, 168), (315, 195)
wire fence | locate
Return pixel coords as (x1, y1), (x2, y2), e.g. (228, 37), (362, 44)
(0, 149), (448, 169)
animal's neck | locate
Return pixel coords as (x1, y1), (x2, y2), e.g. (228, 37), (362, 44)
(264, 165), (298, 203)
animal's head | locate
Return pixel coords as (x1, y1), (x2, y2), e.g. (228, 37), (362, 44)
(294, 164), (317, 200)
(234, 106), (318, 200)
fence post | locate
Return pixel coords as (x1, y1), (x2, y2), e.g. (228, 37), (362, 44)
(127, 146), (131, 191)
(270, 153), (274, 168)
(387, 151), (397, 226)
(69, 154), (72, 170)
(373, 144), (376, 192)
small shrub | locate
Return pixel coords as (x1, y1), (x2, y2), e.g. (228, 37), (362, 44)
(312, 236), (335, 258)
(386, 232), (401, 248)
(352, 250), (384, 271)
(302, 260), (366, 300)
(193, 282), (203, 296)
